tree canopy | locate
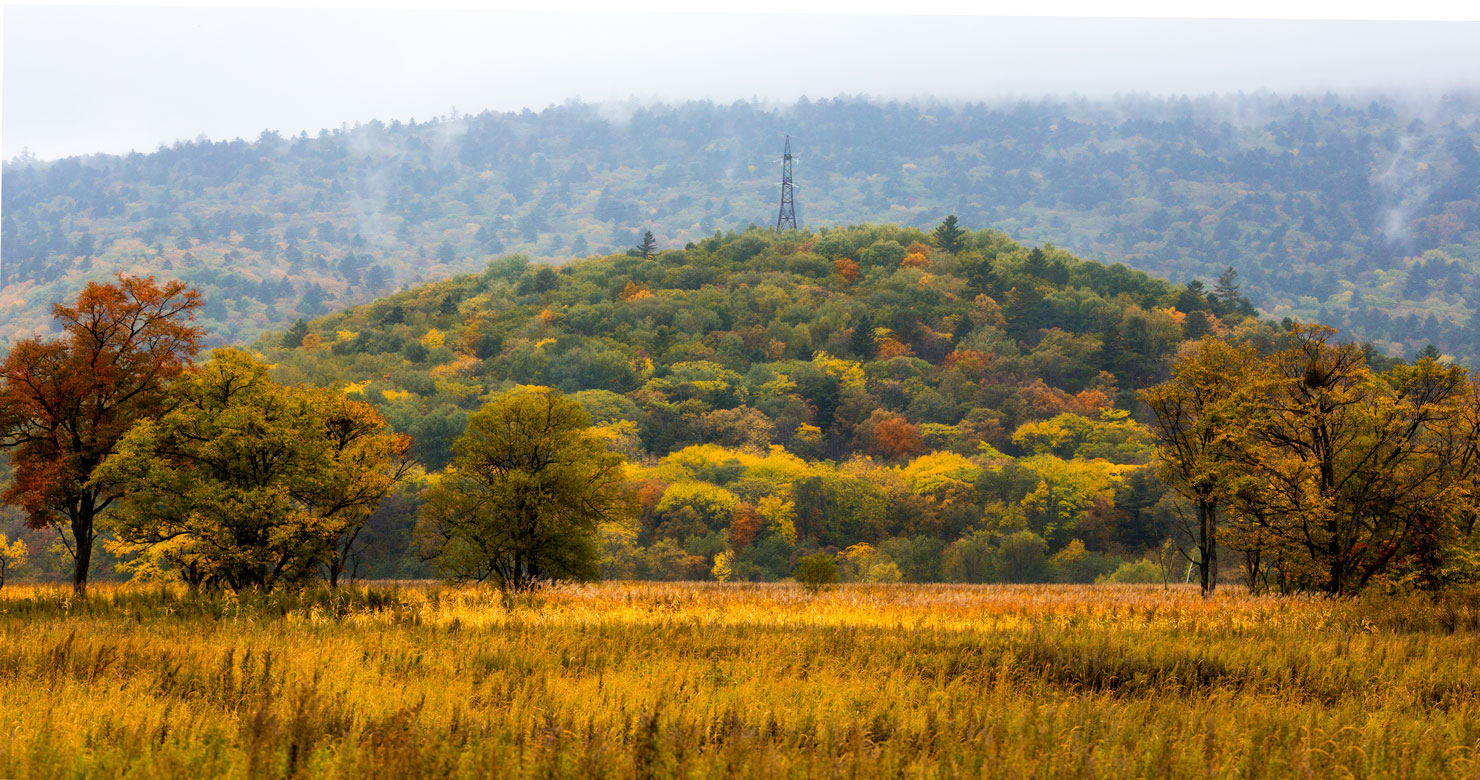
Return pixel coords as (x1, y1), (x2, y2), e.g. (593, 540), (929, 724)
(6, 95), (1479, 358)
(93, 348), (410, 591)
(414, 387), (633, 590)
(0, 275), (201, 594)
(1146, 326), (1480, 594)
(240, 223), (1273, 585)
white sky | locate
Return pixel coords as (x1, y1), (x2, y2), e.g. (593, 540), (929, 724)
(4, 1), (1480, 161)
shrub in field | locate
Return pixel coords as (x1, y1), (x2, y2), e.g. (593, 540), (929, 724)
(795, 552), (839, 593)
(865, 561), (903, 583)
(1098, 558), (1164, 584)
(941, 530), (997, 583)
(1049, 539), (1121, 583)
(711, 549), (735, 582)
(836, 543), (878, 582)
(998, 530), (1051, 583)
(878, 535), (945, 581)
(735, 535), (793, 581)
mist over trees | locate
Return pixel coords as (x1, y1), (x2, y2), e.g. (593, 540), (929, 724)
(4, 94), (1479, 359)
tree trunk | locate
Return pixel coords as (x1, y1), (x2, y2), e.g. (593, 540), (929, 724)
(1326, 517), (1344, 595)
(72, 501), (95, 597)
(1198, 500), (1218, 598)
(1243, 549), (1263, 594)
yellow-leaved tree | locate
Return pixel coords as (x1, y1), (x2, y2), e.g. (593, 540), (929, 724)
(93, 348), (411, 591)
(1235, 326), (1480, 594)
(0, 533), (27, 588)
(1138, 337), (1263, 597)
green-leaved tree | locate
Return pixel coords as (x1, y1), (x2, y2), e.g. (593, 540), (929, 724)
(414, 387), (633, 591)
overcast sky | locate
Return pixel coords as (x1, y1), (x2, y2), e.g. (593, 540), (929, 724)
(5, 4), (1480, 161)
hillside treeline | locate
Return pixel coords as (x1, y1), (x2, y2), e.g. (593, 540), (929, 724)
(249, 223), (1276, 583)
(4, 94), (1479, 358)
(5, 224), (1478, 591)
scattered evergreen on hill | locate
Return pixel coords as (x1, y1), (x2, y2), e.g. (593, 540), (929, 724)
(254, 222), (1276, 582)
(4, 94), (1478, 357)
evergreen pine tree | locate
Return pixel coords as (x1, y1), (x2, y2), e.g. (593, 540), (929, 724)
(931, 214), (966, 254)
(1005, 284), (1045, 336)
(1024, 247), (1049, 279)
(961, 254), (997, 296)
(281, 319), (309, 348)
(1213, 267), (1245, 315)
(636, 230), (658, 259)
(850, 312), (876, 359)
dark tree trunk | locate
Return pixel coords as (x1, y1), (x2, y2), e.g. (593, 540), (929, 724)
(1243, 549), (1264, 594)
(72, 500), (95, 597)
(1198, 499), (1218, 598)
(1325, 516), (1344, 595)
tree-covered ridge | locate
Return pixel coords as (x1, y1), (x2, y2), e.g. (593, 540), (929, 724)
(264, 224), (1268, 465)
(254, 223), (1273, 582)
(4, 94), (1479, 356)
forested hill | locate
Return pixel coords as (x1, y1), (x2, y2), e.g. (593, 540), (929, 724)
(262, 223), (1273, 468)
(4, 94), (1479, 357)
(245, 224), (1276, 581)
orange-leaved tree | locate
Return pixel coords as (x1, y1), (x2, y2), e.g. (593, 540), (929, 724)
(0, 275), (201, 594)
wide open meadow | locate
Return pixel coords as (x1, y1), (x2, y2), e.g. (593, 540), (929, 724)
(2, 582), (1478, 779)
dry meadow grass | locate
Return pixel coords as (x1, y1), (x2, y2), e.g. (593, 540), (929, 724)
(1, 581), (1478, 779)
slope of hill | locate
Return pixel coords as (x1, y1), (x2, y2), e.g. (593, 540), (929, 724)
(244, 224), (1275, 581)
(3, 94), (1478, 356)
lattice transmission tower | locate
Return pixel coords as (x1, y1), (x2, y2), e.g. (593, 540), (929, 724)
(776, 135), (797, 231)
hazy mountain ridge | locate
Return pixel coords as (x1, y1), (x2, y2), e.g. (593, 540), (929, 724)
(3, 93), (1478, 356)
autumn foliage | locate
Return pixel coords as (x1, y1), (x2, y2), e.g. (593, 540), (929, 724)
(860, 412), (927, 461)
(94, 349), (412, 591)
(0, 275), (202, 593)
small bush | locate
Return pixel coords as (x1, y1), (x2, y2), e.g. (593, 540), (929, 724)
(866, 562), (903, 583)
(795, 552), (839, 594)
(1097, 559), (1163, 584)
(998, 531), (1050, 583)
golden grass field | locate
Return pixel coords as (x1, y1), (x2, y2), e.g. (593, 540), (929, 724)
(1, 581), (1478, 779)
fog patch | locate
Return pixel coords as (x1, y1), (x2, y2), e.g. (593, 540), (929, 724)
(344, 124), (405, 250)
(1377, 132), (1445, 246)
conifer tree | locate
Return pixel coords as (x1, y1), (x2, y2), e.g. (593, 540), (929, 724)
(281, 318), (309, 348)
(931, 214), (966, 254)
(636, 230), (658, 260)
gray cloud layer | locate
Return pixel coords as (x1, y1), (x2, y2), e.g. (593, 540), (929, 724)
(6, 7), (1479, 161)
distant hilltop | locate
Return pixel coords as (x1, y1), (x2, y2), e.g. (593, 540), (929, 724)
(3, 94), (1478, 359)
